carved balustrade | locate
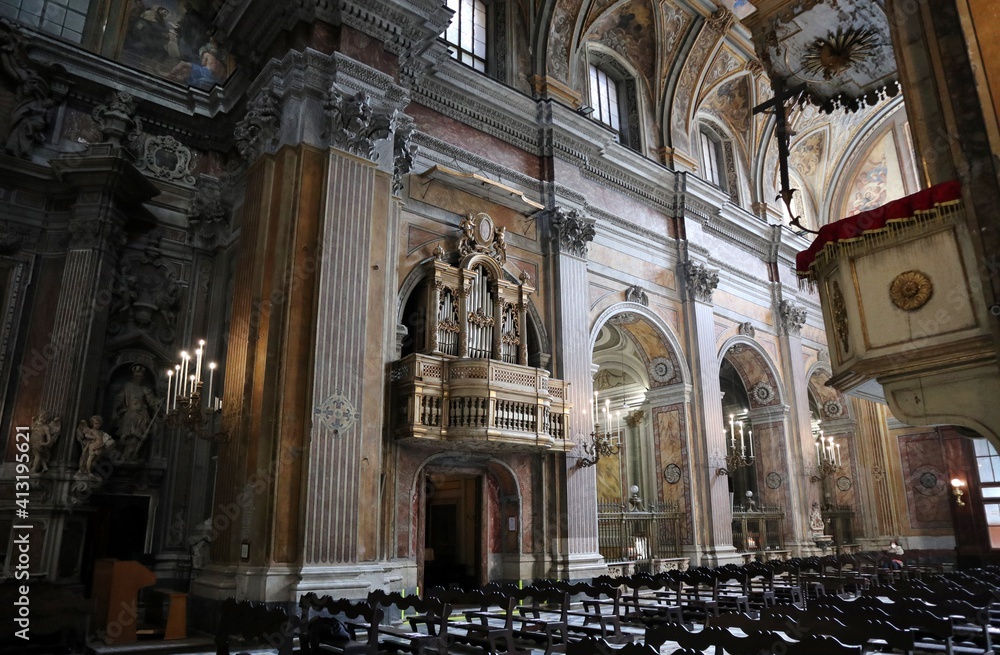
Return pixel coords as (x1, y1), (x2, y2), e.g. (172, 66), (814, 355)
(391, 353), (572, 452)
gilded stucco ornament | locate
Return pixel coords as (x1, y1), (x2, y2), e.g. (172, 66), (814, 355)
(832, 281), (849, 354)
(889, 270), (933, 311)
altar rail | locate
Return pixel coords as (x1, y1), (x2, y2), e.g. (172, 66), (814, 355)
(391, 353), (572, 452)
(597, 501), (683, 566)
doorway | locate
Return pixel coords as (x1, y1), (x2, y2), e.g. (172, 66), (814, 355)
(423, 474), (481, 589)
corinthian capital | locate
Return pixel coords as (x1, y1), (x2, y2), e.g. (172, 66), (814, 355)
(683, 261), (719, 303)
(778, 299), (807, 336)
(547, 207), (596, 258)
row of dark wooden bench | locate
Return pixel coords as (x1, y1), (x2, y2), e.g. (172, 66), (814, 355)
(214, 560), (1000, 655)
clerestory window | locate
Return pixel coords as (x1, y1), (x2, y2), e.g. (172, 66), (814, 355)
(444, 0), (487, 72)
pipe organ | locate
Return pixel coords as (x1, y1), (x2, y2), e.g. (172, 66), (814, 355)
(391, 213), (570, 452)
(425, 213), (533, 365)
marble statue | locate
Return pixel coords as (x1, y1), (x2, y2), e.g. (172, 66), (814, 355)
(28, 411), (61, 473)
(809, 502), (825, 533)
(114, 364), (158, 461)
(76, 415), (113, 476)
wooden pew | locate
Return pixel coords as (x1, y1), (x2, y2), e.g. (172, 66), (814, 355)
(299, 594), (382, 655)
(215, 598), (297, 655)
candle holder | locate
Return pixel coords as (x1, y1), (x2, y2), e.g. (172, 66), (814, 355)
(164, 381), (227, 443)
(164, 340), (227, 443)
(578, 423), (621, 468)
(810, 428), (842, 482)
(718, 410), (754, 476)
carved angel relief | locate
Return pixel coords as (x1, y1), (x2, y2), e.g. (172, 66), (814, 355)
(459, 213), (507, 265)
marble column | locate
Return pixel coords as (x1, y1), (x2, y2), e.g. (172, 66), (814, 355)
(681, 261), (740, 565)
(774, 299), (814, 552)
(193, 50), (407, 605)
(547, 207), (605, 579)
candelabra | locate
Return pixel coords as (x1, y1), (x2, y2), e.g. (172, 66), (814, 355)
(810, 429), (841, 482)
(717, 411), (754, 476)
(164, 340), (227, 443)
(578, 422), (621, 467)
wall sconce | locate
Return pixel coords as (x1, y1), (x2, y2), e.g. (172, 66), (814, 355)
(577, 105), (595, 116)
(951, 478), (966, 507)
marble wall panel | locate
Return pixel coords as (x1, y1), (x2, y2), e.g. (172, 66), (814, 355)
(898, 431), (952, 530)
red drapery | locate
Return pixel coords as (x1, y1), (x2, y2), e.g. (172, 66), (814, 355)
(795, 180), (962, 278)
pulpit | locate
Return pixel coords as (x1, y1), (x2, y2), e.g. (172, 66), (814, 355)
(91, 559), (156, 644)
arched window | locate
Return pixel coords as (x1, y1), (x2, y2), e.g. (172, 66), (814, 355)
(699, 126), (727, 190)
(444, 0), (487, 72)
(1, 0), (89, 43)
(586, 52), (642, 152)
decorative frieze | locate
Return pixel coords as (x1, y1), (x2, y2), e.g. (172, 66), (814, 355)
(459, 213), (507, 265)
(683, 261), (720, 303)
(548, 208), (596, 259)
(777, 299), (807, 336)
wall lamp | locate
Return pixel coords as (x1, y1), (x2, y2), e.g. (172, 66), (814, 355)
(577, 105), (595, 116)
(951, 478), (966, 507)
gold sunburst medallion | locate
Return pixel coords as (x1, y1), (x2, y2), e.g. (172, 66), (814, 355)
(890, 270), (933, 311)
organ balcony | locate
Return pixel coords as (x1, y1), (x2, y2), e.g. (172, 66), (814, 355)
(390, 353), (572, 452)
(391, 212), (572, 453)
(796, 182), (1000, 440)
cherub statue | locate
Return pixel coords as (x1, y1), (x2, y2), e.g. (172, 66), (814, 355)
(28, 411), (61, 473)
(76, 415), (114, 476)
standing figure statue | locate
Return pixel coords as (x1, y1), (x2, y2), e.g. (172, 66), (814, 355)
(809, 502), (825, 533)
(29, 411), (61, 473)
(76, 415), (113, 476)
(114, 364), (159, 461)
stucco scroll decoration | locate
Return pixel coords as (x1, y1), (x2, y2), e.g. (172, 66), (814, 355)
(889, 270), (933, 311)
(234, 85), (280, 162)
(625, 285), (649, 306)
(832, 281), (850, 353)
(548, 208), (596, 258)
(683, 262), (719, 303)
(459, 213), (507, 265)
(313, 391), (360, 438)
(778, 299), (807, 336)
(325, 82), (395, 160)
(136, 135), (196, 184)
(0, 19), (60, 159)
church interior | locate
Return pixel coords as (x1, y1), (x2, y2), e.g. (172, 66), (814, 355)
(2, 0), (1000, 651)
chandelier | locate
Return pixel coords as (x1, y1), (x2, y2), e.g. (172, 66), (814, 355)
(717, 411), (754, 476)
(578, 396), (622, 468)
(810, 427), (841, 481)
(164, 339), (227, 443)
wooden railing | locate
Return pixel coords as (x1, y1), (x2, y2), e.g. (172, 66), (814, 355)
(731, 505), (785, 554)
(597, 501), (683, 564)
(391, 353), (571, 452)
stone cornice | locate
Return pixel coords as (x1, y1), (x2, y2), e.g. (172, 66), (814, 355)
(411, 132), (544, 198)
(645, 383), (693, 407)
(747, 403), (789, 424)
(412, 64), (541, 154)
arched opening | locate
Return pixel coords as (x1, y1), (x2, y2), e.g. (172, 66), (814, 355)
(589, 309), (691, 568)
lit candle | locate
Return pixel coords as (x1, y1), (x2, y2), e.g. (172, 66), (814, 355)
(816, 439), (821, 463)
(174, 365), (181, 407)
(748, 428), (754, 458)
(836, 443), (841, 466)
(166, 369), (174, 411)
(195, 346), (203, 385)
(739, 422), (745, 455)
(189, 375), (196, 399)
(616, 410), (621, 435)
(180, 351), (189, 395)
(730, 414), (735, 448)
(208, 362), (216, 408)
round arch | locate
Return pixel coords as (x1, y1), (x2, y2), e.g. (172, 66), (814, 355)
(717, 335), (787, 408)
(589, 303), (691, 386)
